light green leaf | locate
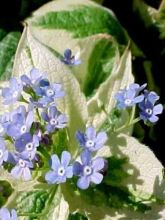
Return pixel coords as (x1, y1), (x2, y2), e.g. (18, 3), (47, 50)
(87, 47), (134, 129)
(12, 27), (88, 155)
(0, 30), (21, 80)
(28, 0), (127, 44)
(6, 186), (69, 220)
(62, 134), (165, 219)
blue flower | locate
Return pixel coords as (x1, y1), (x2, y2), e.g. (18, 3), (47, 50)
(61, 49), (81, 66)
(114, 83), (146, 109)
(21, 68), (47, 88)
(6, 108), (34, 139)
(45, 151), (73, 184)
(139, 90), (163, 123)
(0, 208), (17, 220)
(15, 133), (39, 160)
(11, 154), (33, 181)
(73, 150), (104, 190)
(0, 138), (8, 166)
(41, 106), (67, 133)
(38, 83), (64, 98)
(2, 78), (23, 105)
(76, 127), (107, 152)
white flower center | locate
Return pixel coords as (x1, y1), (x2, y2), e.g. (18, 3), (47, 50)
(19, 159), (26, 168)
(86, 140), (95, 148)
(25, 142), (33, 151)
(145, 108), (153, 115)
(50, 118), (58, 125)
(83, 166), (92, 176)
(124, 99), (132, 105)
(31, 79), (36, 84)
(20, 125), (27, 134)
(0, 124), (4, 133)
(0, 149), (4, 158)
(57, 167), (65, 176)
(46, 89), (54, 97)
(13, 91), (18, 98)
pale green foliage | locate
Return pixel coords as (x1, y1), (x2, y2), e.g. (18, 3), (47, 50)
(0, 0), (165, 219)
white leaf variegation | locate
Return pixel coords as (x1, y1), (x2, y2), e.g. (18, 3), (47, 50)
(12, 27), (88, 155)
(87, 47), (134, 129)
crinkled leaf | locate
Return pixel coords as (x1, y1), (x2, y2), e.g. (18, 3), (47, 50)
(24, 0), (125, 96)
(6, 186), (69, 220)
(29, 0), (127, 44)
(13, 27), (88, 155)
(62, 134), (165, 219)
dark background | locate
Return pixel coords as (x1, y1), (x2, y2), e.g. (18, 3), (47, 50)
(0, 0), (164, 165)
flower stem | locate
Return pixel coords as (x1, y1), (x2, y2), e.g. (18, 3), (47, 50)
(114, 117), (141, 133)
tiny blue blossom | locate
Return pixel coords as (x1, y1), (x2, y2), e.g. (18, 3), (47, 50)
(139, 90), (163, 123)
(45, 151), (73, 184)
(76, 127), (107, 152)
(2, 78), (23, 105)
(15, 133), (39, 160)
(0, 208), (17, 220)
(41, 106), (67, 133)
(0, 138), (8, 166)
(11, 154), (33, 181)
(6, 108), (34, 139)
(114, 83), (146, 109)
(37, 83), (64, 99)
(61, 49), (81, 66)
(21, 68), (46, 88)
(73, 150), (104, 190)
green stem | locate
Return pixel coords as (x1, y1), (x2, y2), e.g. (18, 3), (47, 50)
(36, 108), (41, 122)
(19, 95), (29, 104)
(114, 117), (141, 133)
(37, 146), (50, 160)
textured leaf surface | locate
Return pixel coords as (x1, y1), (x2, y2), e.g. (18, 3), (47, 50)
(13, 27), (88, 155)
(29, 0), (126, 44)
(62, 135), (165, 220)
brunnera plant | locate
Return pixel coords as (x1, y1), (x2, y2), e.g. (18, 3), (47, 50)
(0, 0), (165, 219)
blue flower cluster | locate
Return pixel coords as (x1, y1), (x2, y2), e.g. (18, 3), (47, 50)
(0, 68), (107, 191)
(114, 83), (163, 123)
(45, 127), (107, 190)
(0, 68), (67, 181)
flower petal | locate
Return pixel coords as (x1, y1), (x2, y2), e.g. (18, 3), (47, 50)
(73, 161), (82, 175)
(149, 115), (159, 123)
(61, 151), (71, 167)
(80, 150), (91, 165)
(51, 154), (60, 170)
(11, 166), (22, 179)
(23, 167), (31, 181)
(66, 166), (73, 178)
(92, 158), (104, 172)
(86, 127), (96, 140)
(45, 171), (58, 184)
(133, 95), (144, 104)
(90, 172), (103, 184)
(77, 176), (90, 189)
(153, 104), (163, 115)
(94, 132), (107, 151)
